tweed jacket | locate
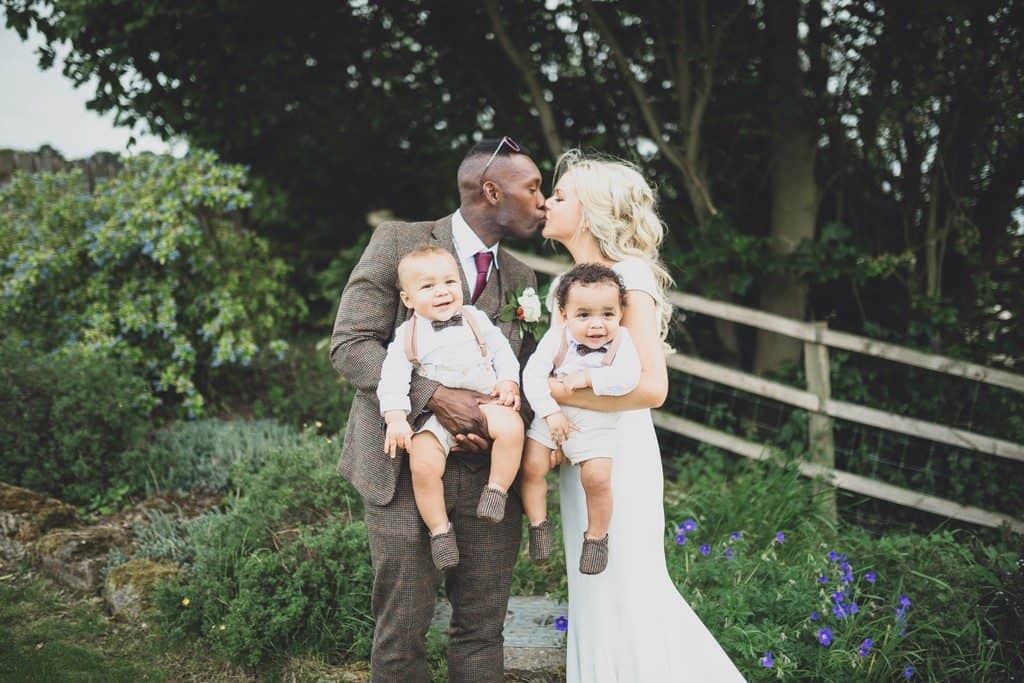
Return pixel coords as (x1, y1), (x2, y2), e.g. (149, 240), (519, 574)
(330, 214), (537, 506)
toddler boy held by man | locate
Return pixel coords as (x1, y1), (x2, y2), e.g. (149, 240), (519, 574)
(521, 263), (641, 575)
(376, 246), (526, 571)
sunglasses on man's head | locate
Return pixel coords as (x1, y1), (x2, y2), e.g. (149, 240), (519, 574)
(480, 136), (522, 181)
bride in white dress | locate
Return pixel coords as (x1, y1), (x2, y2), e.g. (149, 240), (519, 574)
(540, 151), (746, 682)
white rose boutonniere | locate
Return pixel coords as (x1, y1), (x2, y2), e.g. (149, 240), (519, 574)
(499, 284), (549, 341)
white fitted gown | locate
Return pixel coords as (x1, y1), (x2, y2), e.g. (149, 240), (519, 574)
(557, 258), (746, 682)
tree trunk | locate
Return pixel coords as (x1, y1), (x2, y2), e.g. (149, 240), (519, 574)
(754, 0), (819, 375)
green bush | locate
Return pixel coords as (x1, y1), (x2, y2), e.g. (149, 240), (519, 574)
(0, 338), (154, 509)
(210, 338), (355, 435)
(0, 152), (304, 416)
(144, 418), (305, 494)
(152, 426), (371, 666)
(661, 455), (1022, 681)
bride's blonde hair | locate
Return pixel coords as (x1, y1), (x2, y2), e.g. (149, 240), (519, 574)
(554, 149), (674, 341)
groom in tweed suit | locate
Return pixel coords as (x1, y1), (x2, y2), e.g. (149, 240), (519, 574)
(331, 139), (545, 682)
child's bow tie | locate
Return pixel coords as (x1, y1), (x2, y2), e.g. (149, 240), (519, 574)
(432, 314), (464, 331)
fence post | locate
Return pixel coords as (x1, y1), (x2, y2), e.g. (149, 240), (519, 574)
(804, 321), (837, 521)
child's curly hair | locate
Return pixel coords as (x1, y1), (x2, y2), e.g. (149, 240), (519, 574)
(554, 263), (628, 311)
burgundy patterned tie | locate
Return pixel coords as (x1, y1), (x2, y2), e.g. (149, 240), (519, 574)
(471, 251), (494, 303)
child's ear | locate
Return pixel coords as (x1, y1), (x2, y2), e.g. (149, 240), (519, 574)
(399, 290), (411, 308)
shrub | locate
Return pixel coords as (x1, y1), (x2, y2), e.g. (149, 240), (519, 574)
(661, 456), (1022, 681)
(209, 338), (355, 435)
(144, 418), (305, 494)
(152, 426), (371, 666)
(0, 152), (304, 415)
(0, 338), (154, 509)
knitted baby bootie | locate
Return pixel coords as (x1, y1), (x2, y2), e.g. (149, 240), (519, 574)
(529, 519), (554, 562)
(475, 486), (508, 523)
(579, 533), (609, 575)
(430, 524), (459, 571)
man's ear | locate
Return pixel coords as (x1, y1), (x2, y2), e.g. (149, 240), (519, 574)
(482, 179), (501, 205)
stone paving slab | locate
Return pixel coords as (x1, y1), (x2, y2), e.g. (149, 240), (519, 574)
(432, 595), (568, 649)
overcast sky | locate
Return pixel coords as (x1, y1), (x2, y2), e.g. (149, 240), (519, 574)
(1, 26), (174, 158)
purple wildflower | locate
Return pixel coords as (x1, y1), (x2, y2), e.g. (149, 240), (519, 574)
(899, 595), (912, 609)
(775, 531), (786, 543)
(724, 548), (734, 561)
(865, 571), (877, 584)
(818, 575), (828, 585)
(680, 518), (698, 533)
(827, 550), (839, 562)
(729, 531), (742, 541)
(831, 590), (846, 604)
(760, 651), (774, 668)
(675, 533), (687, 545)
(700, 543), (711, 556)
(817, 627), (833, 647)
(810, 610), (820, 622)
(902, 663), (915, 680)
(553, 616), (568, 632)
(857, 638), (873, 657)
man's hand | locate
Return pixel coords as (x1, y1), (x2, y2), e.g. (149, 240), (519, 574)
(544, 411), (577, 445)
(428, 385), (491, 452)
(383, 412), (413, 459)
(490, 380), (521, 411)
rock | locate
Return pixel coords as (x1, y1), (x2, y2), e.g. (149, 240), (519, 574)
(0, 482), (77, 561)
(104, 558), (181, 619)
(32, 525), (131, 593)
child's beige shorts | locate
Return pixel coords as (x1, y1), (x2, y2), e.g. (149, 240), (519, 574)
(527, 406), (621, 465)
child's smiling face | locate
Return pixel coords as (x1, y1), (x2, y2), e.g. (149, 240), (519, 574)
(561, 281), (623, 349)
(398, 252), (464, 321)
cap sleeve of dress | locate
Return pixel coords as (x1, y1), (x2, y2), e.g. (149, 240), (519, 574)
(613, 258), (660, 302)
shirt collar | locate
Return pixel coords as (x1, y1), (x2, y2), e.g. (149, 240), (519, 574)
(452, 210), (500, 269)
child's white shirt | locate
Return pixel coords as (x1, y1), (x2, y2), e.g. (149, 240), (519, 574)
(377, 305), (520, 414)
(522, 326), (641, 419)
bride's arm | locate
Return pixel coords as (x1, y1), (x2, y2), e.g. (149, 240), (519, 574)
(549, 290), (668, 411)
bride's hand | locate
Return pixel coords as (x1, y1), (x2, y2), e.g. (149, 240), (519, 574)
(547, 376), (572, 403)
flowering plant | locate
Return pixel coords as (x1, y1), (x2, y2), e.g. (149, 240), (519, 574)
(499, 284), (548, 341)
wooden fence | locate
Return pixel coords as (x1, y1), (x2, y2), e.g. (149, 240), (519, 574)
(507, 249), (1024, 535)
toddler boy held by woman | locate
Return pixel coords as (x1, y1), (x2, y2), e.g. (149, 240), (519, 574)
(521, 263), (641, 575)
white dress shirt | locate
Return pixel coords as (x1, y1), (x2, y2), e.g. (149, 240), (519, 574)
(522, 326), (642, 419)
(451, 209), (499, 288)
(377, 305), (520, 414)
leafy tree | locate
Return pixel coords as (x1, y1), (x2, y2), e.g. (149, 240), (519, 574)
(0, 151), (303, 414)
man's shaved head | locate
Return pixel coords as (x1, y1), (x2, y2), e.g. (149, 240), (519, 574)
(456, 137), (546, 244)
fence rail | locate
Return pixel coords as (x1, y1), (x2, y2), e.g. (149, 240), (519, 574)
(507, 248), (1024, 534)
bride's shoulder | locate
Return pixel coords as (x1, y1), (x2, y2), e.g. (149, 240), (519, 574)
(612, 257), (657, 292)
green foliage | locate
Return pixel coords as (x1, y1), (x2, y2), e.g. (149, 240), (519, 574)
(144, 418), (305, 494)
(211, 338), (355, 435)
(152, 426), (371, 666)
(661, 456), (1022, 681)
(0, 152), (304, 415)
(0, 337), (154, 509)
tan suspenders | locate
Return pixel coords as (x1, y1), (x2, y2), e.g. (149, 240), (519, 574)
(551, 330), (622, 370)
(404, 308), (488, 366)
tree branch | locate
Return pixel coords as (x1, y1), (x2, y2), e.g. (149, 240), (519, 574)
(581, 0), (716, 216)
(482, 0), (563, 158)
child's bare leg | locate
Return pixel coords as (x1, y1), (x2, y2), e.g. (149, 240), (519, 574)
(408, 432), (449, 535)
(478, 403), (524, 493)
(579, 457), (613, 539)
(521, 438), (553, 525)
